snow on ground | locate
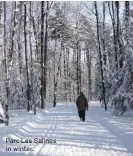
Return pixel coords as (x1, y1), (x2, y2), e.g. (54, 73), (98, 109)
(0, 101), (133, 156)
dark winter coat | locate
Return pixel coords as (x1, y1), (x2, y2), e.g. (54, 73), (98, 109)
(76, 95), (88, 111)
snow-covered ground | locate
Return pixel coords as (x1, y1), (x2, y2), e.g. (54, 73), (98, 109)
(0, 102), (133, 156)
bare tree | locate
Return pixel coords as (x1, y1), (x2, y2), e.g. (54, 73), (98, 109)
(86, 45), (92, 101)
(115, 2), (123, 69)
(29, 2), (35, 114)
(4, 2), (9, 126)
(40, 1), (45, 109)
(17, 2), (24, 94)
(108, 2), (118, 71)
(24, 2), (30, 112)
(95, 1), (107, 111)
(102, 2), (106, 68)
(43, 1), (49, 107)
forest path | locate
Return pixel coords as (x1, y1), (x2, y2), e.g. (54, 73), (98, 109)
(0, 102), (133, 156)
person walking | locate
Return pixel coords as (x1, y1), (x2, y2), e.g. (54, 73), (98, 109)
(76, 92), (88, 122)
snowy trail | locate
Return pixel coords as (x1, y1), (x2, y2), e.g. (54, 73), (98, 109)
(0, 102), (133, 156)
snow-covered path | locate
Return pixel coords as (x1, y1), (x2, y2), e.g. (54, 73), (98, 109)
(0, 102), (133, 156)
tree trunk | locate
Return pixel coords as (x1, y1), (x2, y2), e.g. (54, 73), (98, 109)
(24, 2), (30, 112)
(76, 41), (80, 96)
(102, 2), (106, 68)
(64, 47), (67, 100)
(95, 1), (107, 111)
(17, 2), (23, 93)
(40, 1), (44, 109)
(108, 2), (118, 71)
(86, 46), (92, 101)
(115, 2), (123, 69)
(4, 1), (9, 126)
(53, 48), (62, 107)
(43, 1), (49, 108)
(29, 2), (35, 113)
(32, 16), (39, 61)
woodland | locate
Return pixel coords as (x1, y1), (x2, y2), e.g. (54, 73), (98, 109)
(0, 1), (133, 125)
